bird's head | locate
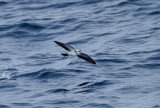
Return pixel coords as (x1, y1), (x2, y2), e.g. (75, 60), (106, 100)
(76, 50), (81, 54)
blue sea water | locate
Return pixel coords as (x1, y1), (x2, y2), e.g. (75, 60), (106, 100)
(0, 0), (160, 108)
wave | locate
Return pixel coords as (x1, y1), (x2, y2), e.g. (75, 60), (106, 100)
(96, 58), (129, 64)
(75, 88), (95, 93)
(0, 84), (16, 89)
(82, 103), (113, 108)
(0, 24), (15, 33)
(18, 22), (45, 31)
(153, 105), (160, 108)
(149, 11), (160, 16)
(0, 1), (7, 6)
(77, 82), (91, 86)
(67, 37), (93, 45)
(52, 100), (80, 105)
(1, 0), (160, 107)
(117, 36), (151, 44)
(21, 1), (81, 10)
(80, 0), (106, 5)
(20, 68), (71, 79)
(0, 22), (46, 39)
(116, 1), (131, 7)
(0, 58), (11, 61)
(107, 72), (136, 78)
(28, 53), (57, 60)
(0, 22), (44, 32)
(128, 49), (160, 55)
(116, 86), (139, 94)
(0, 105), (10, 108)
(81, 80), (115, 89)
(11, 103), (31, 107)
(47, 88), (70, 93)
(146, 55), (160, 61)
(132, 63), (160, 69)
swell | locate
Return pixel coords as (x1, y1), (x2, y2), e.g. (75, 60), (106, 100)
(47, 88), (70, 93)
(75, 80), (116, 94)
(21, 0), (107, 10)
(67, 37), (93, 45)
(116, 86), (139, 94)
(80, 0), (106, 5)
(116, 36), (151, 44)
(21, 1), (81, 10)
(83, 80), (116, 88)
(0, 22), (44, 31)
(127, 49), (160, 55)
(19, 68), (72, 79)
(116, 0), (150, 7)
(0, 0), (160, 108)
(81, 103), (113, 108)
(0, 22), (46, 38)
(149, 11), (160, 16)
(27, 53), (57, 60)
(12, 103), (31, 107)
(146, 55), (160, 61)
(96, 58), (129, 64)
(132, 63), (160, 69)
(0, 105), (10, 108)
(107, 72), (136, 78)
(19, 68), (88, 80)
(18, 22), (45, 31)
(0, 1), (8, 6)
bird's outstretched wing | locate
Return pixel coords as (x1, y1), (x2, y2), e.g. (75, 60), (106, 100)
(77, 53), (96, 64)
(54, 41), (76, 52)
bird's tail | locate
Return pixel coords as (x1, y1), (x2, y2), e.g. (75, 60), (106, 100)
(61, 53), (69, 57)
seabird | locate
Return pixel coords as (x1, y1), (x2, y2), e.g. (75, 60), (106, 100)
(54, 41), (96, 64)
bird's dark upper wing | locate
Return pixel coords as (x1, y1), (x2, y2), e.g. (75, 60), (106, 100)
(77, 53), (96, 64)
(54, 41), (75, 52)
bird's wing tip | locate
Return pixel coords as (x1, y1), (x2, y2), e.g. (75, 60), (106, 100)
(54, 41), (60, 44)
(91, 61), (96, 64)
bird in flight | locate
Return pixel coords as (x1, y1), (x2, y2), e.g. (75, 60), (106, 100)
(54, 41), (96, 64)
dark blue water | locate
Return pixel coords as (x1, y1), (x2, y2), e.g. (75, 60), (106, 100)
(1, 0), (160, 108)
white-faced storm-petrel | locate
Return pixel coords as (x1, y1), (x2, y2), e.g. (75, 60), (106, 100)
(54, 41), (96, 64)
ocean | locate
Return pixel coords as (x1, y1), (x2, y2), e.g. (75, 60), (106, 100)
(0, 0), (160, 108)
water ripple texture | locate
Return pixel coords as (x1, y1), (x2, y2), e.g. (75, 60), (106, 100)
(0, 0), (160, 108)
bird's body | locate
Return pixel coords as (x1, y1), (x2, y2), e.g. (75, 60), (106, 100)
(68, 50), (78, 56)
(54, 41), (96, 64)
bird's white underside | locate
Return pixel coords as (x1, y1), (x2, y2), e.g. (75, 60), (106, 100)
(68, 49), (81, 56)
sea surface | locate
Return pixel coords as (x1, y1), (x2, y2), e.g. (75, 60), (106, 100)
(0, 0), (160, 108)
